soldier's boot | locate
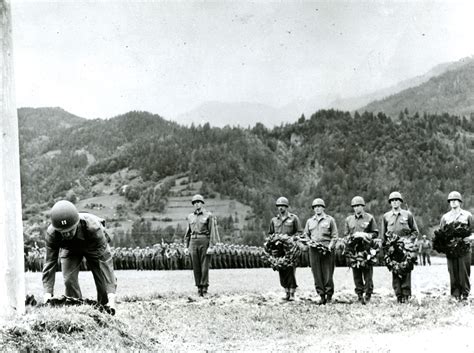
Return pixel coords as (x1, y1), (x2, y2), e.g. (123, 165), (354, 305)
(202, 286), (208, 295)
(282, 288), (290, 301)
(358, 294), (366, 305)
(397, 296), (406, 304)
(198, 287), (204, 297)
(326, 295), (332, 304)
(288, 288), (295, 302)
(317, 295), (326, 305)
(364, 294), (371, 303)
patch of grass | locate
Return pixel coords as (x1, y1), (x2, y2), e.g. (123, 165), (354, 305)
(8, 266), (473, 351)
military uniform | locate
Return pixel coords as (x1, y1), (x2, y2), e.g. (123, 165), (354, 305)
(381, 209), (419, 301)
(440, 209), (473, 299)
(343, 212), (378, 301)
(269, 212), (302, 290)
(418, 238), (432, 266)
(42, 213), (117, 305)
(303, 213), (338, 301)
(184, 208), (220, 293)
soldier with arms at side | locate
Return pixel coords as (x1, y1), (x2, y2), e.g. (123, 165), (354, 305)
(184, 194), (220, 296)
(303, 198), (338, 305)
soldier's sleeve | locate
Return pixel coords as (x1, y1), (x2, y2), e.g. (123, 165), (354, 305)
(184, 216), (191, 247)
(302, 219), (310, 238)
(330, 217), (338, 239)
(408, 212), (419, 233)
(293, 215), (303, 236)
(328, 217), (338, 249)
(209, 215), (220, 247)
(467, 213), (474, 233)
(439, 215), (446, 229)
(42, 227), (59, 295)
(268, 219), (275, 235)
(343, 217), (350, 238)
(368, 215), (379, 239)
(380, 215), (387, 242)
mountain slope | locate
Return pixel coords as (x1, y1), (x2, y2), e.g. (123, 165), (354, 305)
(358, 59), (474, 118)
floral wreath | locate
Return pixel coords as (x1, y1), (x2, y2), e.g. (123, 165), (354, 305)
(433, 221), (471, 258)
(382, 229), (418, 278)
(263, 233), (303, 271)
(303, 239), (331, 255)
(343, 232), (380, 269)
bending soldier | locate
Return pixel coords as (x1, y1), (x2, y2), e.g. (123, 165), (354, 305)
(42, 200), (117, 310)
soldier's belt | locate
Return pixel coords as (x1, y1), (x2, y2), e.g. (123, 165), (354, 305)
(191, 234), (209, 239)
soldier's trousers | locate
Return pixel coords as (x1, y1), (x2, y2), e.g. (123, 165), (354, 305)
(392, 272), (411, 298)
(189, 237), (210, 288)
(447, 253), (471, 298)
(309, 248), (335, 297)
(278, 266), (297, 289)
(352, 266), (373, 296)
(61, 251), (117, 305)
(422, 253), (431, 266)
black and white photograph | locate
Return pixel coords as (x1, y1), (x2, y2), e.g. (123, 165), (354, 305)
(1, 0), (474, 351)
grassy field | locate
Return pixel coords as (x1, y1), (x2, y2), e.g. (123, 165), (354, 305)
(2, 262), (474, 352)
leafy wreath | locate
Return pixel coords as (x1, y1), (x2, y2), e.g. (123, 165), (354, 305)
(343, 232), (380, 269)
(263, 233), (303, 271)
(433, 221), (471, 258)
(382, 230), (418, 278)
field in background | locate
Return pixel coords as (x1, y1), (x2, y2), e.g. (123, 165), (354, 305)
(3, 263), (474, 352)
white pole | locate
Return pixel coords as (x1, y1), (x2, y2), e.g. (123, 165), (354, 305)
(0, 0), (26, 317)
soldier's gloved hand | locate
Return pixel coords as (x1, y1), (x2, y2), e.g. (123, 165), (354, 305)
(43, 293), (52, 303)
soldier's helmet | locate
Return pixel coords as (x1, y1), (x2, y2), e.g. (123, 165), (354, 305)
(275, 196), (289, 207)
(447, 191), (462, 203)
(311, 198), (326, 208)
(51, 200), (80, 232)
(388, 191), (403, 203)
(351, 196), (365, 207)
(191, 194), (205, 204)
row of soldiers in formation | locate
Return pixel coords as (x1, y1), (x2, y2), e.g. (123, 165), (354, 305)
(25, 243), (271, 272)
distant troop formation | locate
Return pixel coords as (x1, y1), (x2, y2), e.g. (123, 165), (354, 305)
(110, 243), (268, 271)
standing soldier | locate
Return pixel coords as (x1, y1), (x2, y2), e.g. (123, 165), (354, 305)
(381, 191), (419, 303)
(303, 198), (338, 305)
(440, 191), (474, 301)
(42, 200), (117, 311)
(418, 235), (432, 266)
(184, 194), (220, 296)
(343, 196), (379, 304)
(268, 196), (302, 301)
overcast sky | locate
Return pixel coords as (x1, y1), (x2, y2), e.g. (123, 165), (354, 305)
(11, 0), (474, 121)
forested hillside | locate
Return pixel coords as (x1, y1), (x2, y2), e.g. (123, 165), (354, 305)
(18, 108), (474, 244)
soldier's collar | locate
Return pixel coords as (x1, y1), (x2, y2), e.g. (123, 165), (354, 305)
(354, 212), (365, 219)
(194, 208), (205, 215)
(313, 212), (326, 220)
